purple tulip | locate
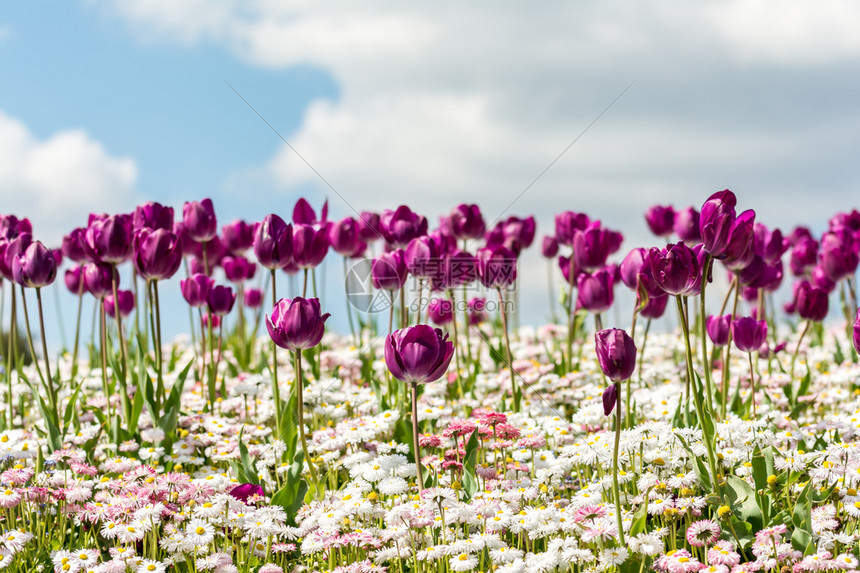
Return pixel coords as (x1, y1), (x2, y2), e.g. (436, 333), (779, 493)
(372, 250), (407, 291)
(85, 214), (133, 264)
(207, 285), (236, 316)
(254, 214), (293, 270)
(104, 290), (135, 319)
(293, 198), (327, 226)
(0, 215), (32, 241)
(357, 211), (382, 242)
(602, 384), (619, 416)
(721, 209), (757, 270)
(292, 224), (329, 269)
(384, 325), (454, 384)
(645, 205), (675, 237)
(754, 224), (788, 264)
(731, 317), (767, 352)
(327, 217), (360, 256)
(573, 222), (622, 272)
(429, 230), (457, 256)
(432, 250), (477, 290)
(790, 236), (818, 277)
(706, 314), (731, 347)
(699, 190), (756, 264)
(427, 297), (454, 325)
(795, 281), (829, 322)
(673, 207), (702, 243)
(62, 228), (89, 263)
(244, 287), (263, 309)
(476, 245), (517, 289)
(133, 202), (174, 232)
(576, 268), (614, 313)
(12, 241), (57, 288)
(594, 328), (637, 382)
(649, 242), (699, 296)
(619, 248), (658, 295)
(557, 254), (580, 285)
(0, 234), (32, 281)
(467, 297), (489, 325)
(853, 307), (860, 356)
(221, 219), (255, 255)
(181, 273), (213, 308)
(449, 204), (485, 240)
(266, 297), (330, 351)
(133, 229), (183, 281)
(640, 292), (669, 319)
(65, 267), (84, 294)
(381, 206), (428, 247)
(83, 262), (117, 299)
(229, 483), (264, 503)
(541, 236), (559, 259)
(404, 236), (440, 278)
(555, 211), (590, 246)
(811, 265), (837, 293)
(222, 255), (257, 283)
(182, 199), (218, 243)
(819, 231), (859, 283)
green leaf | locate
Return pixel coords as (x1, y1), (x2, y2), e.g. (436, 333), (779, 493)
(158, 360), (193, 435)
(673, 432), (711, 491)
(62, 378), (86, 437)
(726, 476), (763, 533)
(236, 426), (261, 486)
(462, 428), (480, 500)
(22, 376), (61, 451)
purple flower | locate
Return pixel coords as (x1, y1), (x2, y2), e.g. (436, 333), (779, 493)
(706, 314), (731, 347)
(0, 215), (32, 241)
(254, 214), (293, 270)
(573, 222), (623, 272)
(104, 290), (135, 319)
(819, 231), (859, 283)
(432, 250), (477, 290)
(594, 328), (637, 382)
(754, 224), (788, 264)
(673, 207), (701, 243)
(699, 190), (756, 265)
(721, 210), (757, 270)
(576, 268), (614, 313)
(133, 229), (183, 281)
(649, 242), (699, 296)
(467, 297), (489, 325)
(0, 234), (32, 281)
(371, 250), (407, 291)
(557, 254), (580, 285)
(83, 262), (117, 299)
(640, 292), (669, 319)
(602, 385), (618, 416)
(404, 236), (440, 278)
(486, 216), (536, 255)
(357, 211), (382, 242)
(229, 483), (264, 503)
(12, 241), (57, 288)
(381, 206), (428, 247)
(427, 297), (454, 325)
(181, 273), (213, 308)
(182, 199), (218, 243)
(853, 307), (860, 356)
(65, 266), (84, 294)
(85, 214), (134, 264)
(384, 325), (454, 384)
(645, 205), (675, 237)
(293, 198), (327, 226)
(476, 245), (517, 289)
(133, 202), (174, 232)
(449, 204), (485, 240)
(790, 236), (818, 277)
(292, 224), (329, 269)
(555, 211), (590, 246)
(62, 228), (89, 263)
(541, 236), (559, 259)
(731, 317), (767, 353)
(619, 248), (658, 295)
(221, 219), (255, 255)
(266, 297), (330, 351)
(222, 255), (257, 283)
(327, 217), (360, 256)
(795, 281), (829, 322)
(207, 285), (237, 317)
(244, 287), (263, 309)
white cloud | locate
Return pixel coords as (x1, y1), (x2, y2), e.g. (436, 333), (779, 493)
(0, 111), (138, 244)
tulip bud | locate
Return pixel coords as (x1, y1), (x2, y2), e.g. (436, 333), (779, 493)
(13, 241), (57, 288)
(706, 314), (731, 347)
(207, 285), (237, 316)
(385, 325), (454, 384)
(644, 205), (675, 237)
(731, 317), (767, 352)
(594, 328), (637, 382)
(266, 297), (330, 351)
(182, 199), (218, 243)
(181, 273), (213, 308)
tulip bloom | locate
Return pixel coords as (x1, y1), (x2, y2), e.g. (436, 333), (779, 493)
(476, 246), (517, 289)
(649, 242), (699, 296)
(182, 199), (217, 243)
(62, 228), (89, 263)
(133, 229), (183, 281)
(576, 268), (614, 314)
(673, 207), (701, 243)
(266, 297), (330, 352)
(595, 328), (637, 383)
(12, 242), (57, 288)
(133, 201), (174, 232)
(357, 211), (382, 242)
(222, 256), (257, 283)
(541, 236), (559, 259)
(853, 307), (860, 356)
(371, 250), (407, 291)
(292, 224), (329, 270)
(427, 297), (453, 325)
(380, 206), (428, 247)
(404, 236), (439, 279)
(795, 281), (829, 322)
(228, 483), (264, 503)
(207, 285), (237, 317)
(327, 217), (360, 256)
(83, 262), (117, 299)
(104, 290), (135, 319)
(385, 325), (455, 385)
(731, 317), (767, 353)
(244, 287), (263, 309)
(645, 205), (675, 237)
(221, 219), (255, 255)
(85, 214), (134, 264)
(449, 204), (485, 240)
(555, 211), (590, 246)
(706, 315), (731, 347)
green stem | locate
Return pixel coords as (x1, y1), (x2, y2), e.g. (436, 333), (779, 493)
(71, 273), (84, 378)
(699, 255), (716, 417)
(611, 380), (625, 545)
(270, 269), (282, 440)
(295, 349), (319, 483)
(498, 287), (519, 412)
(411, 381), (423, 494)
(153, 280), (164, 412)
(18, 287), (45, 384)
(790, 320), (810, 380)
(35, 287), (58, 429)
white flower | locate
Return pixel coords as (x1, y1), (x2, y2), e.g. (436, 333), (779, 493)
(136, 559), (167, 573)
(185, 519), (215, 547)
(600, 547), (628, 566)
(449, 553), (479, 572)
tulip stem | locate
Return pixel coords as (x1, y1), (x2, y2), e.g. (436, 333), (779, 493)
(565, 263), (576, 372)
(636, 318), (651, 388)
(699, 255), (716, 418)
(302, 269), (308, 298)
(343, 257), (357, 345)
(611, 380), (625, 546)
(35, 287), (58, 429)
(295, 349), (319, 484)
(400, 286), (407, 329)
(269, 269), (283, 441)
(99, 300), (112, 428)
(152, 279), (164, 411)
(18, 287), (45, 385)
(6, 287), (17, 427)
(462, 284), (473, 378)
(721, 280), (741, 419)
(71, 271), (84, 378)
(411, 381), (424, 494)
(110, 265), (129, 422)
(546, 259), (557, 323)
(448, 290), (464, 400)
(498, 287), (520, 412)
(748, 351), (757, 418)
(790, 320), (810, 381)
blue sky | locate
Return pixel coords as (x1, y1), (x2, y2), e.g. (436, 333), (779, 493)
(3, 1), (860, 345)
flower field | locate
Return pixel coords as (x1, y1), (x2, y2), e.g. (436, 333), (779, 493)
(1, 193), (860, 573)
